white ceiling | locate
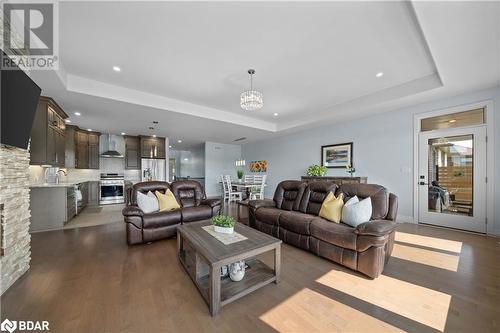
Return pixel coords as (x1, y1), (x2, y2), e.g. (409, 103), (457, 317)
(28, 1), (500, 149)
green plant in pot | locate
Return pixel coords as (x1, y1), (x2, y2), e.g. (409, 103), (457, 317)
(236, 169), (244, 182)
(212, 215), (236, 234)
(306, 164), (327, 177)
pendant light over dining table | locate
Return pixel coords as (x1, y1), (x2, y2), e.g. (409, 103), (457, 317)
(240, 69), (263, 111)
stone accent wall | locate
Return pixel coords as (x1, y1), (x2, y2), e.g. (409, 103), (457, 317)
(0, 146), (31, 295)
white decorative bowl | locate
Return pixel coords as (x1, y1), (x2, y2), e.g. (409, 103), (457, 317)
(214, 225), (234, 234)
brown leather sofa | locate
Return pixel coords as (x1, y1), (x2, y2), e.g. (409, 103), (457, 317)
(122, 180), (221, 245)
(248, 180), (398, 278)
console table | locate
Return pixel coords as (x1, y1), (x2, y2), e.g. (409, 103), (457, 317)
(301, 176), (368, 184)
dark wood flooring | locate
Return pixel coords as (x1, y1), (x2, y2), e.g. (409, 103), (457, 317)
(1, 203), (499, 332)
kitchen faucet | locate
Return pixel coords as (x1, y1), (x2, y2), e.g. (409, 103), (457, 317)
(55, 169), (67, 184)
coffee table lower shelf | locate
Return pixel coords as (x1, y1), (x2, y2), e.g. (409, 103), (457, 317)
(196, 259), (275, 306)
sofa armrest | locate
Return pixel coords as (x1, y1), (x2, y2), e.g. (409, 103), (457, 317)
(122, 205), (144, 217)
(200, 198), (222, 208)
(355, 220), (396, 237)
(248, 199), (276, 210)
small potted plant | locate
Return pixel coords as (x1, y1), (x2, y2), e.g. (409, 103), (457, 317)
(212, 215), (236, 234)
(346, 164), (356, 177)
(236, 169), (244, 182)
(306, 164), (327, 177)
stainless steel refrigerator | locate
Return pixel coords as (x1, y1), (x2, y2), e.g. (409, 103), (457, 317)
(141, 158), (166, 181)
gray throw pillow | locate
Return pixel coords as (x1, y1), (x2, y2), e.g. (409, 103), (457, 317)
(341, 195), (372, 227)
(136, 191), (159, 213)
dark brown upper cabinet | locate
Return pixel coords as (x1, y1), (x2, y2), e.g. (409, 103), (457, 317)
(124, 136), (140, 169)
(66, 126), (100, 169)
(140, 136), (165, 159)
(30, 96), (68, 167)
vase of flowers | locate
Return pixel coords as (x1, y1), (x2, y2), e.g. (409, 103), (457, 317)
(346, 164), (356, 177)
(212, 215), (236, 234)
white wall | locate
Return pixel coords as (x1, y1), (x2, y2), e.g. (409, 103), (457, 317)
(243, 86), (500, 234)
(205, 141), (242, 197)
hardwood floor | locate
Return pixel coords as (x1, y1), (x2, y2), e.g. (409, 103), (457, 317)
(1, 203), (499, 332)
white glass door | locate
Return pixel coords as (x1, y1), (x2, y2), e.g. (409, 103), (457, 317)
(418, 126), (487, 232)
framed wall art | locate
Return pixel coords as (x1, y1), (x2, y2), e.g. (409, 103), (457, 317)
(321, 142), (353, 168)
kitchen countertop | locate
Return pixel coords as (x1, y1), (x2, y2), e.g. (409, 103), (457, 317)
(29, 180), (100, 188)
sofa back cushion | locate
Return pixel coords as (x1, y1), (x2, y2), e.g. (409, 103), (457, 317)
(170, 180), (206, 207)
(299, 181), (338, 215)
(337, 184), (389, 220)
(131, 181), (170, 206)
(273, 180), (306, 211)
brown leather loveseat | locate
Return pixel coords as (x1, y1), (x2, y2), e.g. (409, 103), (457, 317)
(122, 180), (221, 245)
(248, 180), (398, 278)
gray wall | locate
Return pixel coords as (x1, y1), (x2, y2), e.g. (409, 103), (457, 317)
(170, 145), (205, 179)
(243, 86), (500, 234)
(205, 141), (242, 197)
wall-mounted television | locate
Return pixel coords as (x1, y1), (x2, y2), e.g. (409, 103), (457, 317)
(1, 50), (42, 150)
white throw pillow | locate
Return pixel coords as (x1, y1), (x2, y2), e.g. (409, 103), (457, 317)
(136, 191), (159, 213)
(341, 195), (372, 227)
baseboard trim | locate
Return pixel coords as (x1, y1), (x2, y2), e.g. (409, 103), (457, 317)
(397, 215), (415, 223)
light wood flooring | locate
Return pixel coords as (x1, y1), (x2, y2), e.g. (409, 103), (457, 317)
(1, 203), (499, 333)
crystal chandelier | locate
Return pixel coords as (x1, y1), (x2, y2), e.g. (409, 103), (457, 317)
(240, 69), (263, 111)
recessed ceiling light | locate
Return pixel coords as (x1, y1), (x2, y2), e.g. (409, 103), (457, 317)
(449, 119), (457, 123)
(113, 66), (121, 72)
(87, 129), (92, 131)
(65, 119), (71, 123)
(121, 132), (126, 135)
(178, 140), (182, 143)
(153, 134), (157, 138)
(375, 72), (384, 78)
(184, 158), (188, 161)
(273, 113), (278, 117)
(74, 112), (81, 116)
(169, 145), (172, 148)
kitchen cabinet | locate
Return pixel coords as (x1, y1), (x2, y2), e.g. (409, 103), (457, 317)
(30, 96), (68, 166)
(140, 136), (166, 159)
(125, 136), (140, 169)
(88, 181), (100, 205)
(30, 185), (75, 232)
(68, 126), (101, 169)
(66, 187), (76, 222)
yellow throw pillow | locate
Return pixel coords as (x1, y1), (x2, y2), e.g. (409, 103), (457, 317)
(319, 192), (344, 223)
(156, 189), (180, 211)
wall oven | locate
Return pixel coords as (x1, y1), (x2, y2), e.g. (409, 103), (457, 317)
(99, 173), (125, 205)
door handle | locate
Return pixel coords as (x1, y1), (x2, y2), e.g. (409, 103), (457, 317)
(419, 181), (428, 186)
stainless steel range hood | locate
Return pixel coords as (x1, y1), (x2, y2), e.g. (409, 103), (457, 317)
(100, 134), (124, 158)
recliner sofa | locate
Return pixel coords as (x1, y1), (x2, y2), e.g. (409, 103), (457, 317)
(122, 180), (221, 245)
(248, 180), (398, 278)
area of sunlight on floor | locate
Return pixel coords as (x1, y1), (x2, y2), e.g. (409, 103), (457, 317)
(259, 287), (404, 333)
(395, 231), (463, 253)
(315, 269), (451, 331)
(391, 243), (460, 271)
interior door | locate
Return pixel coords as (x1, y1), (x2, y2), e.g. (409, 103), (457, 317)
(418, 126), (487, 232)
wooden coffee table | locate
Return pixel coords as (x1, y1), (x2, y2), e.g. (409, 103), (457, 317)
(177, 220), (281, 316)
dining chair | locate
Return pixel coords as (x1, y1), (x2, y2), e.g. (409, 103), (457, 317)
(221, 175), (230, 201)
(244, 175), (254, 183)
(223, 175), (243, 202)
(250, 174), (266, 200)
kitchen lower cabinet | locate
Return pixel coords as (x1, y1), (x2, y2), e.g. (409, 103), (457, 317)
(88, 181), (100, 205)
(30, 186), (75, 232)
